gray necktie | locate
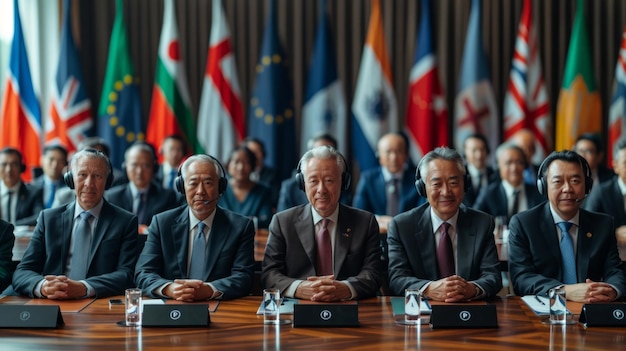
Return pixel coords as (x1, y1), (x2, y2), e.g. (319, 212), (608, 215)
(189, 222), (207, 280)
(69, 212), (92, 280)
(136, 192), (147, 225)
(6, 191), (13, 223)
(386, 178), (399, 216)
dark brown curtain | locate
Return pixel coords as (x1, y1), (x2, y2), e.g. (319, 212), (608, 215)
(76, 0), (626, 161)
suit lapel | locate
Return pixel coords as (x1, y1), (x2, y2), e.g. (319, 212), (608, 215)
(416, 208), (438, 278)
(333, 205), (352, 275)
(205, 208), (229, 279)
(171, 209), (190, 277)
(455, 207), (477, 278)
(576, 210), (594, 282)
(296, 205), (316, 268)
(89, 201), (113, 267)
(610, 181), (626, 221)
(61, 204), (75, 272)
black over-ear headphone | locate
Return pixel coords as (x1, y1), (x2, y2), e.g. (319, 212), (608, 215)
(64, 148), (114, 190)
(122, 141), (160, 174)
(174, 154), (227, 195)
(536, 151), (593, 196)
(414, 157), (471, 198)
(295, 150), (351, 192)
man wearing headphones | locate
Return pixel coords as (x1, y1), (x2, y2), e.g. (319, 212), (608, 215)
(105, 141), (182, 233)
(508, 150), (626, 302)
(9, 149), (138, 299)
(387, 147), (502, 301)
(0, 147), (43, 226)
(262, 146), (382, 301)
(135, 154), (255, 301)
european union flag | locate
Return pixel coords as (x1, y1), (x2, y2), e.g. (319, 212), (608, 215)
(97, 0), (143, 168)
(248, 0), (296, 181)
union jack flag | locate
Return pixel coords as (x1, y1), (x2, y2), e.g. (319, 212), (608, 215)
(503, 0), (550, 162)
(608, 25), (626, 166)
(46, 0), (93, 152)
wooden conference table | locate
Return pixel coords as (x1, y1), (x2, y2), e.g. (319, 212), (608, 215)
(0, 295), (623, 350)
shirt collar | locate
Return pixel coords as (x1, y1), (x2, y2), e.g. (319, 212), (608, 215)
(430, 207), (459, 233)
(188, 207), (217, 230)
(75, 199), (104, 220)
(128, 182), (149, 197)
(549, 204), (580, 227)
(1, 181), (21, 195)
(501, 180), (523, 197)
(381, 166), (404, 183)
(311, 205), (339, 225)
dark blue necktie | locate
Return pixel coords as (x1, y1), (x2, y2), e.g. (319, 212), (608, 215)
(557, 222), (576, 284)
(189, 222), (207, 280)
(168, 169), (177, 189)
(69, 212), (92, 280)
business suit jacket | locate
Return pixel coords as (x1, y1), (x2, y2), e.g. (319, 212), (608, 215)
(462, 166), (497, 207)
(508, 202), (626, 296)
(0, 220), (14, 292)
(11, 200), (138, 297)
(135, 205), (255, 300)
(261, 204), (382, 299)
(353, 166), (424, 215)
(277, 177), (352, 212)
(104, 182), (182, 225)
(582, 178), (626, 227)
(387, 203), (502, 297)
(13, 182), (44, 226)
(473, 182), (546, 219)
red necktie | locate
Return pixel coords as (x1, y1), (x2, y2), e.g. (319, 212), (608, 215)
(316, 218), (332, 275)
(437, 222), (455, 278)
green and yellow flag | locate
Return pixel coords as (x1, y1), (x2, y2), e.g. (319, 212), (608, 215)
(555, 0), (602, 151)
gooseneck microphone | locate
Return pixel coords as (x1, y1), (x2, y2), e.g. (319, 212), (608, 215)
(574, 194), (588, 203)
(203, 197), (221, 205)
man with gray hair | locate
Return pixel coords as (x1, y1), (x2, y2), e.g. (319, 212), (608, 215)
(387, 147), (502, 301)
(262, 146), (382, 301)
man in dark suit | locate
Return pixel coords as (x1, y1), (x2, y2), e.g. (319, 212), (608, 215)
(30, 144), (68, 209)
(387, 147), (502, 301)
(135, 154), (255, 301)
(509, 151), (626, 302)
(262, 146), (382, 301)
(462, 133), (497, 207)
(10, 149), (138, 299)
(105, 141), (182, 233)
(474, 143), (545, 222)
(0, 147), (44, 226)
(574, 133), (615, 187)
(0, 219), (15, 292)
(353, 132), (425, 232)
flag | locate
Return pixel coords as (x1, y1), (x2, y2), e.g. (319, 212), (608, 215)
(503, 0), (551, 163)
(453, 0), (499, 155)
(248, 0), (296, 181)
(147, 0), (199, 157)
(46, 0), (93, 153)
(608, 25), (626, 166)
(301, 0), (347, 156)
(351, 0), (398, 171)
(197, 0), (244, 164)
(97, 0), (143, 168)
(0, 0), (41, 181)
(555, 0), (601, 151)
(405, 0), (448, 164)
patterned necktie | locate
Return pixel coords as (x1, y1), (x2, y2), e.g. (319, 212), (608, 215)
(316, 218), (332, 276)
(386, 179), (399, 216)
(437, 222), (455, 278)
(69, 212), (92, 280)
(557, 222), (576, 284)
(46, 183), (57, 208)
(189, 222), (207, 280)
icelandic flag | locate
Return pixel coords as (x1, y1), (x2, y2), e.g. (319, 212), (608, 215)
(0, 0), (42, 181)
(503, 0), (550, 164)
(351, 0), (398, 172)
(46, 0), (93, 153)
(453, 0), (499, 156)
(608, 25), (626, 166)
(301, 0), (347, 156)
(405, 0), (448, 164)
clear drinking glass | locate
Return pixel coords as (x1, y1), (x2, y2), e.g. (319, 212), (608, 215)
(263, 288), (281, 325)
(125, 288), (142, 327)
(404, 288), (422, 324)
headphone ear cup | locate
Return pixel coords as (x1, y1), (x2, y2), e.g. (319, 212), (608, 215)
(536, 177), (545, 196)
(174, 175), (185, 195)
(341, 172), (351, 192)
(414, 179), (426, 198)
(64, 171), (75, 189)
(296, 171), (305, 192)
(218, 177), (227, 195)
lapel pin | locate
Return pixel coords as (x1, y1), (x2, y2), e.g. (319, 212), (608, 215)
(343, 228), (351, 237)
(586, 232), (592, 238)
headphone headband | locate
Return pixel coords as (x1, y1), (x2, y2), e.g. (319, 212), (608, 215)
(536, 151), (593, 196)
(174, 154), (227, 195)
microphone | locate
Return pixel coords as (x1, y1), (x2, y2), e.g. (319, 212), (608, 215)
(574, 194), (588, 203)
(203, 197), (220, 205)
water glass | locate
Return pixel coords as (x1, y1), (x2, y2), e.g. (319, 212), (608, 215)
(548, 287), (567, 324)
(263, 288), (281, 324)
(125, 288), (142, 327)
(404, 288), (422, 324)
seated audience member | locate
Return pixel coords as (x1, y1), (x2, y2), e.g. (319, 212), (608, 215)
(353, 132), (425, 232)
(510, 129), (541, 185)
(277, 133), (351, 212)
(135, 154), (255, 301)
(262, 146), (382, 301)
(0, 219), (15, 292)
(462, 133), (497, 207)
(387, 147), (502, 301)
(583, 138), (626, 254)
(105, 141), (181, 233)
(155, 134), (187, 190)
(243, 137), (279, 207)
(9, 149), (138, 299)
(31, 144), (68, 208)
(474, 143), (544, 223)
(0, 147), (44, 226)
(220, 146), (273, 229)
(508, 151), (626, 302)
(79, 137), (127, 186)
(573, 132), (614, 187)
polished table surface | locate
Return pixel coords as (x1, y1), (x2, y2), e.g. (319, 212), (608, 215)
(0, 295), (624, 350)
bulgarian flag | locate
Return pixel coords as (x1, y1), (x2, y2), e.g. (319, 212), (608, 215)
(555, 0), (601, 151)
(146, 0), (200, 156)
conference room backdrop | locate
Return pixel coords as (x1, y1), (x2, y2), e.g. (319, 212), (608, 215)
(3, 0), (626, 173)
